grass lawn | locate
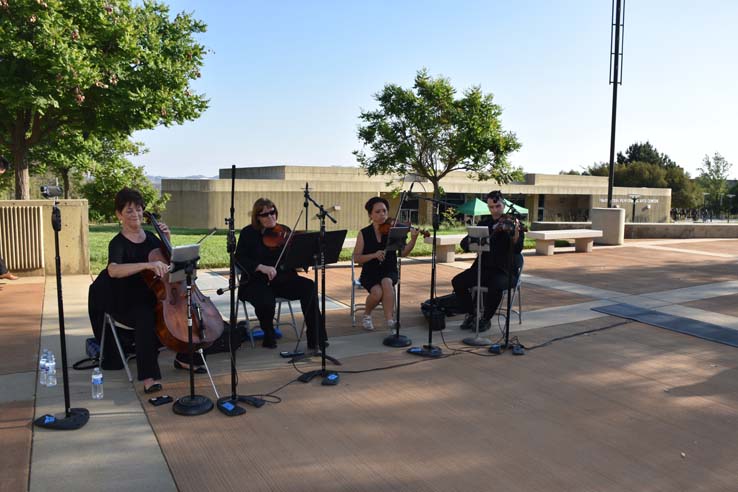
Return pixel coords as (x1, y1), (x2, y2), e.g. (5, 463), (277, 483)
(89, 224), (564, 273)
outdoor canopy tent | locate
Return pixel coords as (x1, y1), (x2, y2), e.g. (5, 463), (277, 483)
(456, 197), (528, 222)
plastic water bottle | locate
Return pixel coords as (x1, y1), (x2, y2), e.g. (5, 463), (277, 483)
(46, 354), (57, 387)
(91, 367), (104, 400)
(39, 349), (49, 387)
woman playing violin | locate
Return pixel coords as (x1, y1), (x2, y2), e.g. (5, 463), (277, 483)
(452, 190), (525, 332)
(235, 198), (325, 350)
(106, 188), (204, 394)
(353, 197), (419, 331)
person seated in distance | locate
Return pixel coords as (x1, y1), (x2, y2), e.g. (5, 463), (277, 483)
(451, 190), (524, 332)
(0, 156), (18, 281)
(352, 196), (419, 331)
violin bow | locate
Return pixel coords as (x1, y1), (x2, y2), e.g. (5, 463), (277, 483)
(272, 207), (305, 273)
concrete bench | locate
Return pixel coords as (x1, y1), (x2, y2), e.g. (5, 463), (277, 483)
(527, 229), (603, 256)
(423, 234), (465, 262)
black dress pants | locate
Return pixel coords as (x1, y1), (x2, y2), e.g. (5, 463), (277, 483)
(239, 271), (326, 348)
(111, 305), (203, 381)
(452, 266), (515, 320)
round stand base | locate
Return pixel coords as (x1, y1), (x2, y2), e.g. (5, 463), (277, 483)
(173, 395), (213, 416)
(216, 397), (247, 417)
(463, 336), (492, 346)
(34, 407), (89, 430)
(383, 333), (412, 347)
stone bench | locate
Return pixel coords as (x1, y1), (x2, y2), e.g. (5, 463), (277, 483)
(423, 234), (465, 262)
(527, 229), (603, 256)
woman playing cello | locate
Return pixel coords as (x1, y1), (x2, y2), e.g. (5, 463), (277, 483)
(106, 188), (204, 394)
(235, 198), (325, 351)
(353, 197), (419, 331)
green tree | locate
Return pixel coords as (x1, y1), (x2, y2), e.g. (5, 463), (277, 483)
(617, 141), (676, 167)
(82, 153), (167, 223)
(354, 69), (522, 203)
(698, 152), (733, 213)
(0, 0), (208, 199)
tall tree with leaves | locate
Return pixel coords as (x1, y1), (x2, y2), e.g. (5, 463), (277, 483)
(354, 70), (522, 203)
(698, 152), (733, 212)
(0, 0), (208, 199)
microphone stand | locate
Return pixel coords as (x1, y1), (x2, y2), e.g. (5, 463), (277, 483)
(383, 182), (414, 348)
(173, 258), (214, 416)
(407, 188), (455, 358)
(217, 164), (265, 416)
(296, 191), (341, 385)
(303, 182), (310, 231)
(34, 195), (90, 430)
(501, 203), (521, 350)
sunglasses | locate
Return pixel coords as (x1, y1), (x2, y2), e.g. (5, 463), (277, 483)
(257, 209), (277, 218)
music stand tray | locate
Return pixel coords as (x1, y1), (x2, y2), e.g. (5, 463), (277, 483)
(169, 244), (200, 282)
(385, 226), (409, 252)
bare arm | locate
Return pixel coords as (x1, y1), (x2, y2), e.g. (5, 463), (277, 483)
(352, 233), (385, 264)
(400, 229), (420, 257)
(108, 261), (168, 278)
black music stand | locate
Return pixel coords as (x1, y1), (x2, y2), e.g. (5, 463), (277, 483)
(382, 226), (412, 347)
(287, 230), (347, 381)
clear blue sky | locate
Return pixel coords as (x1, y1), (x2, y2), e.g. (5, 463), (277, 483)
(131, 0), (738, 179)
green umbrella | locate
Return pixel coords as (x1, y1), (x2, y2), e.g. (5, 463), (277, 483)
(456, 198), (490, 217)
(457, 197), (529, 223)
(456, 198), (491, 223)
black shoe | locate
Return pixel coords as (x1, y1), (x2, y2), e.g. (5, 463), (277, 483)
(262, 339), (278, 349)
(477, 318), (491, 332)
(144, 383), (162, 394)
(174, 359), (207, 374)
(460, 314), (476, 330)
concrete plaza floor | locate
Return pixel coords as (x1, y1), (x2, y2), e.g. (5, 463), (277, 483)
(2, 238), (738, 491)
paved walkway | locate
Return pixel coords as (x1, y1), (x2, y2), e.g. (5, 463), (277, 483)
(2, 238), (738, 491)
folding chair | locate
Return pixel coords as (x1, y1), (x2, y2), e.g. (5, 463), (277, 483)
(350, 262), (366, 326)
(101, 313), (215, 384)
(234, 266), (300, 346)
(100, 313), (136, 382)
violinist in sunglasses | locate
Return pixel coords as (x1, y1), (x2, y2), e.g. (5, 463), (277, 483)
(235, 198), (325, 350)
(451, 190), (525, 332)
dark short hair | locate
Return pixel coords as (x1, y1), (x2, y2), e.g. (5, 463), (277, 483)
(114, 188), (145, 213)
(365, 196), (389, 214)
(486, 190), (504, 202)
(0, 156), (9, 172)
(251, 198), (278, 229)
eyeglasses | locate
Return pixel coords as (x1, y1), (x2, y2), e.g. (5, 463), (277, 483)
(257, 209), (277, 218)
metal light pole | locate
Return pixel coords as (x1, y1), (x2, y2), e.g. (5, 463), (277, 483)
(629, 193), (640, 222)
(727, 194), (735, 223)
(702, 192), (710, 222)
(607, 0), (626, 207)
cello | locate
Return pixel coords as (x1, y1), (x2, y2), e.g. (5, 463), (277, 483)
(142, 212), (224, 353)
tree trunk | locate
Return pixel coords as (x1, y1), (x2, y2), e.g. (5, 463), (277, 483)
(12, 149), (30, 200)
(62, 169), (70, 199)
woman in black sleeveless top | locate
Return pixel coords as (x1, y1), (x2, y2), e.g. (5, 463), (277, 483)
(352, 197), (419, 331)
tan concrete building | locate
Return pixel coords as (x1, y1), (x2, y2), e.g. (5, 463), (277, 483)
(161, 166), (672, 230)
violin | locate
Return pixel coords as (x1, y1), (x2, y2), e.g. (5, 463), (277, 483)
(142, 212), (224, 353)
(493, 214), (528, 235)
(377, 218), (431, 238)
(262, 224), (291, 250)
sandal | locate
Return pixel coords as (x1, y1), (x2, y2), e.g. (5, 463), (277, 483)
(144, 383), (162, 394)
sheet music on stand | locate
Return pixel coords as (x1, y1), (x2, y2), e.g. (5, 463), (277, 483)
(282, 230), (347, 271)
(169, 244), (200, 282)
(466, 226), (490, 253)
